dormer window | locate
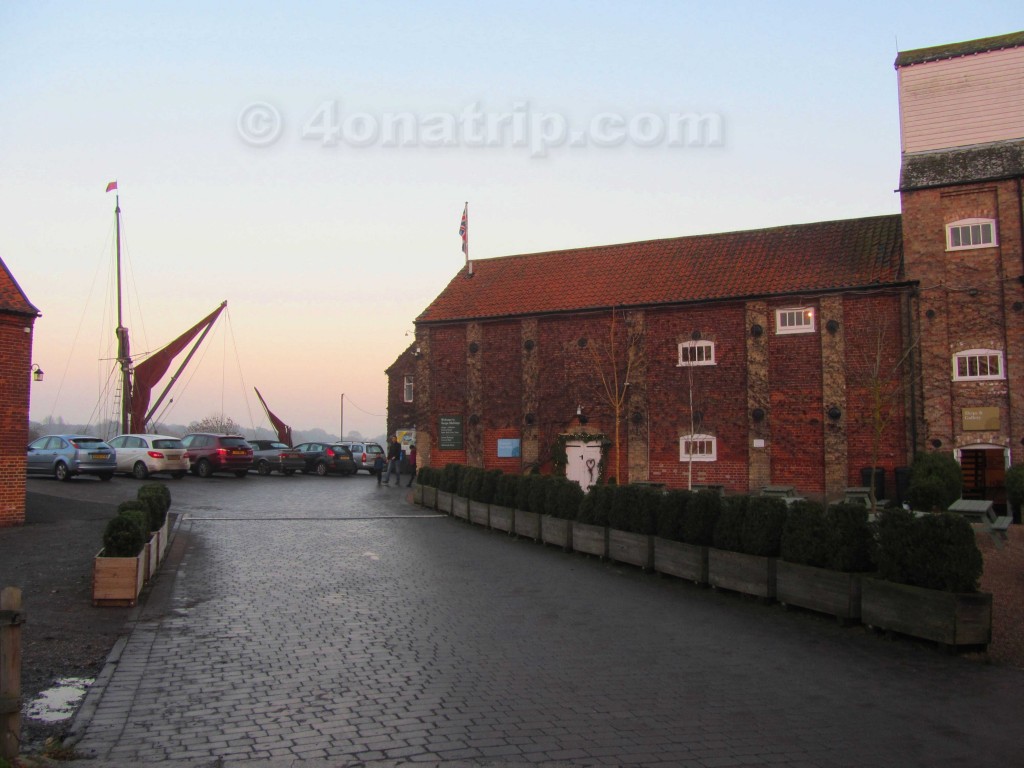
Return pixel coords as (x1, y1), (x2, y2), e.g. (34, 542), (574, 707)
(678, 340), (715, 367)
(946, 219), (997, 251)
(775, 307), (815, 335)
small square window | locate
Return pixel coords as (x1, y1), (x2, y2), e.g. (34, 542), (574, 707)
(678, 340), (716, 367)
(680, 434), (717, 462)
(775, 307), (815, 335)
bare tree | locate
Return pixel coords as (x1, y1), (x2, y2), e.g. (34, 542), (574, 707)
(582, 308), (643, 482)
(186, 414), (243, 435)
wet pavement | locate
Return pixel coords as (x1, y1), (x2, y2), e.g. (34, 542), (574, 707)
(53, 472), (1024, 766)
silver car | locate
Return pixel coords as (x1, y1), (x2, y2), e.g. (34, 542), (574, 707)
(108, 433), (190, 479)
(26, 434), (117, 482)
(339, 441), (386, 474)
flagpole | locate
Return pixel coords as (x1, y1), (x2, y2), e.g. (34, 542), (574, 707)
(463, 202), (472, 277)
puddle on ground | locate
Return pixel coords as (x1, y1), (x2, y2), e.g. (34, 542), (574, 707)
(24, 677), (92, 723)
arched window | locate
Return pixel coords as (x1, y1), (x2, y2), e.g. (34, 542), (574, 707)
(946, 218), (997, 251)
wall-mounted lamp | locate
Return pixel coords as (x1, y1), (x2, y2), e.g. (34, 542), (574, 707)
(31, 364), (44, 382)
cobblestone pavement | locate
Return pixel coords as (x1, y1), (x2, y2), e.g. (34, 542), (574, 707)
(62, 473), (1023, 767)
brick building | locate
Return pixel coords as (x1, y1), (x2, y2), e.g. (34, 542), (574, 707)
(0, 256), (41, 526)
(389, 30), (1024, 506)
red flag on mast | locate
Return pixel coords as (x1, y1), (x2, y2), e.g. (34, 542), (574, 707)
(459, 203), (468, 256)
(254, 387), (294, 446)
(106, 181), (118, 193)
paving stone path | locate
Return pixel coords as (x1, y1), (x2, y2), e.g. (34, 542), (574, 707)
(67, 474), (1023, 766)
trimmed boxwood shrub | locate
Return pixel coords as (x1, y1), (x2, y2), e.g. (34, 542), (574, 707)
(529, 474), (556, 516)
(826, 502), (875, 572)
(494, 473), (519, 508)
(416, 466), (438, 486)
(138, 483), (170, 530)
(556, 477), (584, 520)
(1005, 464), (1024, 514)
(655, 490), (690, 542)
(780, 500), (832, 568)
(516, 473), (537, 511)
(117, 500), (151, 538)
(457, 466), (481, 498)
(440, 463), (463, 493)
(712, 495), (748, 552)
(103, 514), (147, 557)
(607, 484), (660, 534)
(682, 490), (720, 546)
(906, 452), (962, 512)
(875, 508), (982, 592)
(740, 496), (788, 557)
(476, 469), (502, 504)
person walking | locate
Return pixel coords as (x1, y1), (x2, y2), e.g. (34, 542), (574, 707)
(373, 451), (386, 485)
(383, 436), (401, 485)
(406, 444), (417, 487)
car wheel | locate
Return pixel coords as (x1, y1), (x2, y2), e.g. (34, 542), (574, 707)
(172, 472), (186, 480)
(55, 462), (70, 482)
(315, 461), (328, 477)
(133, 461), (150, 480)
(256, 460), (272, 476)
(99, 472), (114, 482)
(196, 459), (213, 478)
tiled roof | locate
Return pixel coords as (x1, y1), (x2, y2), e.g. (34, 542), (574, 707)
(0, 256), (40, 317)
(895, 30), (1024, 68)
(417, 215), (904, 324)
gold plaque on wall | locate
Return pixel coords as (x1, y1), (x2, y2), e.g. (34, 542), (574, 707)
(962, 407), (1000, 431)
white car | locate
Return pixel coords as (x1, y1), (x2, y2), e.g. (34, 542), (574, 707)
(108, 434), (190, 479)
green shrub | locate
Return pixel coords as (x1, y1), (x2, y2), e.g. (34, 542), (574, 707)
(495, 473), (519, 507)
(826, 502), (875, 572)
(607, 484), (637, 531)
(457, 466), (479, 498)
(1005, 464), (1024, 510)
(875, 508), (982, 592)
(578, 484), (611, 525)
(740, 496), (787, 557)
(712, 495), (748, 552)
(117, 500), (151, 536)
(553, 478), (584, 520)
(682, 490), (721, 545)
(905, 452), (962, 511)
(478, 469), (502, 504)
(529, 474), (554, 516)
(516, 473), (536, 511)
(656, 490), (690, 541)
(780, 500), (832, 568)
(103, 514), (147, 558)
(416, 466), (434, 486)
(440, 463), (463, 493)
(137, 483), (170, 530)
(634, 487), (661, 535)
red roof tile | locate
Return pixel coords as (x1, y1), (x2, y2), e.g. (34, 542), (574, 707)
(417, 214), (904, 324)
(0, 256), (40, 317)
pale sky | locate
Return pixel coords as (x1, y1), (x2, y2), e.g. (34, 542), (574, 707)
(2, 2), (1022, 439)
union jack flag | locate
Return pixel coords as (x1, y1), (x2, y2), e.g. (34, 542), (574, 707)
(459, 203), (468, 255)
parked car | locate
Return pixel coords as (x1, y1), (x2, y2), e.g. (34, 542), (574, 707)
(248, 439), (305, 476)
(107, 433), (190, 479)
(180, 433), (253, 478)
(26, 434), (117, 481)
(292, 442), (358, 476)
(339, 441), (386, 475)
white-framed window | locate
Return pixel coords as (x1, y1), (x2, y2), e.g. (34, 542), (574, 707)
(677, 340), (715, 367)
(775, 307), (815, 335)
(946, 218), (997, 251)
(680, 434), (717, 462)
(952, 349), (1004, 381)
(403, 375), (414, 402)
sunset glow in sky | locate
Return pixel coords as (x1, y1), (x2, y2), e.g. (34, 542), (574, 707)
(2, 2), (1022, 438)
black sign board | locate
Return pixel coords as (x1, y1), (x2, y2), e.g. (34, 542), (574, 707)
(439, 415), (464, 450)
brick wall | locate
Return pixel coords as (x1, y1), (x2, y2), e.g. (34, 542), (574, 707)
(0, 314), (34, 526)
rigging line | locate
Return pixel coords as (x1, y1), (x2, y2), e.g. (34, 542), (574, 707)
(153, 309), (222, 427)
(116, 209), (151, 356)
(343, 396), (386, 418)
(224, 307), (258, 434)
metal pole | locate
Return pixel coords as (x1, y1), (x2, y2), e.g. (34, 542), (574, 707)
(340, 393), (344, 441)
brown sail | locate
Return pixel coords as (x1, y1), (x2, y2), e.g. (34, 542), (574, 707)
(254, 387), (293, 446)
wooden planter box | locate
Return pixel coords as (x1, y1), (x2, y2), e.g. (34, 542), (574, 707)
(515, 509), (541, 541)
(145, 535), (159, 581)
(93, 548), (145, 607)
(452, 495), (470, 520)
(423, 485), (438, 509)
(653, 538), (708, 584)
(435, 489), (452, 514)
(609, 529), (653, 569)
(861, 577), (992, 648)
(157, 517), (170, 560)
(541, 515), (573, 551)
(572, 522), (608, 558)
(413, 484), (424, 505)
(776, 561), (862, 622)
(708, 548), (776, 600)
(490, 504), (515, 534)
(469, 500), (490, 527)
